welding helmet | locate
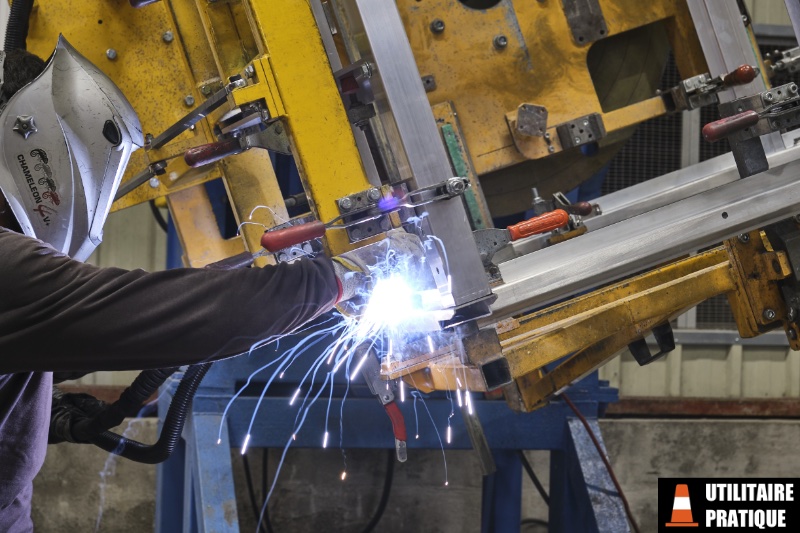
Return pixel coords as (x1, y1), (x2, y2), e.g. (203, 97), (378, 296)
(0, 35), (142, 260)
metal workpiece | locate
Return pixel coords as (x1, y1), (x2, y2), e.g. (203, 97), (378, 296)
(561, 0), (608, 45)
(510, 143), (800, 258)
(353, 0), (492, 308)
(488, 149), (800, 323)
(686, 0), (784, 157)
(456, 327), (511, 391)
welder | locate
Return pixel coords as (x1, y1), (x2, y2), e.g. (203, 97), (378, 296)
(0, 29), (413, 532)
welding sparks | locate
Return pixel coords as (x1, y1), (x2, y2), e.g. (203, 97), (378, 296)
(400, 379), (405, 402)
(427, 335), (435, 353)
(456, 388), (463, 408)
(289, 388), (301, 406)
(446, 424), (452, 444)
(341, 471), (347, 481)
(350, 351), (369, 380)
(466, 391), (474, 415)
(322, 431), (329, 449)
(240, 434), (251, 455)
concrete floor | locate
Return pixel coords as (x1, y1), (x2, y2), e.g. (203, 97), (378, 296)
(31, 418), (800, 532)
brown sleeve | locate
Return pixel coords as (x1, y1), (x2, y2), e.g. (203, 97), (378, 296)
(0, 229), (339, 372)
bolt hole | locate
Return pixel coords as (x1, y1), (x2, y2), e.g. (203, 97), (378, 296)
(579, 129), (584, 134)
(356, 196), (362, 202)
(570, 124), (575, 129)
(578, 36), (584, 42)
(778, 90), (783, 95)
(722, 211), (729, 219)
(588, 134), (593, 138)
(599, 29), (605, 35)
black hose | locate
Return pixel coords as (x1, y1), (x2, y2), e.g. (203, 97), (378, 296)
(90, 362), (212, 464)
(69, 367), (176, 443)
(361, 449), (395, 533)
(149, 199), (169, 232)
(4, 0), (34, 52)
(517, 450), (550, 506)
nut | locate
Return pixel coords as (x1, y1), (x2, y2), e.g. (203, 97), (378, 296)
(574, 136), (581, 144)
(738, 233), (750, 243)
(184, 95), (195, 107)
(548, 146), (555, 153)
(360, 62), (373, 78)
(148, 177), (160, 189)
(106, 49), (117, 60)
(765, 92), (774, 101)
(367, 188), (381, 201)
(762, 308), (777, 321)
(338, 197), (353, 211)
(430, 19), (445, 33)
(200, 85), (212, 96)
(493, 35), (508, 49)
(162, 31), (174, 43)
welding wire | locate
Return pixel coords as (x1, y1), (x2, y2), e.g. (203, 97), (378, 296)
(456, 388), (463, 408)
(241, 434), (251, 455)
(350, 351), (370, 380)
(289, 388), (301, 406)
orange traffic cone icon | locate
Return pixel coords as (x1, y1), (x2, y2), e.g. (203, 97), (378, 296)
(665, 484), (698, 527)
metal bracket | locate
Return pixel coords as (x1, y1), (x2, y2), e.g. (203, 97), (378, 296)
(268, 215), (325, 263)
(561, 0), (608, 46)
(516, 104), (548, 137)
(555, 113), (605, 149)
(627, 323), (675, 366)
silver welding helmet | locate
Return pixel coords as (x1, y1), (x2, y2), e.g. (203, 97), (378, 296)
(0, 35), (142, 260)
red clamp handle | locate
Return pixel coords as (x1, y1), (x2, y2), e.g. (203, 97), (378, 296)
(384, 401), (407, 442)
(723, 65), (758, 87)
(507, 209), (569, 241)
(702, 110), (760, 142)
(184, 138), (245, 168)
(260, 221), (326, 252)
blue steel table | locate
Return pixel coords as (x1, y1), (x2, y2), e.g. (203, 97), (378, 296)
(154, 323), (627, 533)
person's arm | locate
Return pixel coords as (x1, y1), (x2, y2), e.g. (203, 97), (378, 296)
(0, 228), (340, 373)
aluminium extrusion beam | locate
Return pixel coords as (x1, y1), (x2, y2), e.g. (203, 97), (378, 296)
(686, 0), (784, 156)
(510, 140), (800, 258)
(354, 0), (492, 308)
(487, 151), (800, 323)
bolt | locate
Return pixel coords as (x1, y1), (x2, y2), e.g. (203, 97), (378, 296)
(791, 84), (799, 94)
(148, 177), (160, 189)
(367, 188), (381, 201)
(277, 252), (288, 262)
(544, 132), (551, 140)
(350, 228), (362, 240)
(144, 133), (154, 146)
(738, 233), (750, 243)
(360, 62), (373, 78)
(430, 19), (445, 33)
(200, 85), (212, 96)
(244, 65), (255, 78)
(184, 95), (195, 107)
(765, 92), (774, 101)
(763, 308), (777, 321)
(493, 35), (508, 49)
(162, 31), (174, 43)
(583, 119), (589, 126)
(382, 395), (391, 402)
(548, 146), (555, 153)
(302, 243), (313, 254)
(106, 48), (117, 60)
(339, 197), (353, 211)
(574, 136), (581, 144)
